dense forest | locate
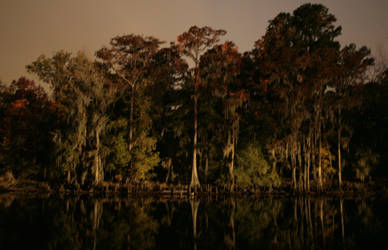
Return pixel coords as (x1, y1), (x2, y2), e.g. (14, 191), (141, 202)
(0, 4), (387, 194)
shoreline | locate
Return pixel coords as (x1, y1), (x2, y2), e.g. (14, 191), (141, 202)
(1, 178), (387, 199)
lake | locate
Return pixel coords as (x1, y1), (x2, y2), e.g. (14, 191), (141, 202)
(0, 194), (387, 249)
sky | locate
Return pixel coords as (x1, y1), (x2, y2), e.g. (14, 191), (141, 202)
(0, 0), (387, 85)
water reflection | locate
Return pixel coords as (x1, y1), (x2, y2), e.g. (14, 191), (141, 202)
(0, 194), (387, 249)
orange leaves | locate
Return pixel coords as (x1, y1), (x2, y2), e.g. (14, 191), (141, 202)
(11, 98), (29, 109)
(221, 42), (229, 52)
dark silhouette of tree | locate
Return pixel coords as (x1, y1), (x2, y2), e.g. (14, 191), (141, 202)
(200, 41), (247, 191)
(250, 3), (372, 192)
(0, 77), (55, 179)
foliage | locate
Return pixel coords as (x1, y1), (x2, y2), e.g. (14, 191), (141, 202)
(27, 52), (117, 186)
(0, 77), (55, 179)
(235, 143), (281, 187)
(353, 147), (379, 182)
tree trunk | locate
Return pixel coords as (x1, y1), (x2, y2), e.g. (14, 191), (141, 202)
(303, 143), (308, 192)
(318, 135), (323, 192)
(94, 129), (104, 186)
(128, 84), (135, 151)
(204, 154), (208, 184)
(291, 149), (297, 192)
(297, 143), (303, 192)
(67, 170), (71, 184)
(307, 151), (311, 192)
(229, 146), (235, 193)
(190, 93), (200, 192)
(292, 166), (297, 192)
(226, 129), (236, 193)
(338, 127), (342, 190)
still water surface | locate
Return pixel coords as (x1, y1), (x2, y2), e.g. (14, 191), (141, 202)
(0, 194), (387, 249)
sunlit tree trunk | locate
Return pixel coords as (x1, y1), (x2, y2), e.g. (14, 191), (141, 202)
(292, 166), (297, 192)
(94, 128), (104, 185)
(224, 128), (236, 193)
(191, 89), (200, 191)
(298, 143), (303, 192)
(303, 142), (308, 192)
(292, 150), (297, 192)
(318, 115), (323, 192)
(307, 151), (311, 192)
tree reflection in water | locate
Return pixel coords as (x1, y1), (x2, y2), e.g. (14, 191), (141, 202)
(0, 194), (387, 249)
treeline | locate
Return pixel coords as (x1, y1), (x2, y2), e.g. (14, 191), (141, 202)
(0, 4), (387, 193)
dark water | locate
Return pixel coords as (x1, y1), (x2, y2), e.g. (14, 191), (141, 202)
(0, 194), (387, 250)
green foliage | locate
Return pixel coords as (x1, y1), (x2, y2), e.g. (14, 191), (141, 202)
(235, 143), (281, 187)
(129, 132), (160, 182)
(105, 132), (131, 175)
(354, 147), (379, 182)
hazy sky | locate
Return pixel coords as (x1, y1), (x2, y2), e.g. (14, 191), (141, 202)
(1, 0), (387, 84)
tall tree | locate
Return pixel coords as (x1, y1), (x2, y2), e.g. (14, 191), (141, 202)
(96, 35), (162, 183)
(200, 41), (247, 191)
(27, 51), (117, 187)
(96, 35), (162, 151)
(253, 3), (344, 191)
(176, 25), (226, 191)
